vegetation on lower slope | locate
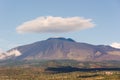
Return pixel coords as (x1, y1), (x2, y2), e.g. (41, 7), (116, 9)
(0, 59), (120, 68)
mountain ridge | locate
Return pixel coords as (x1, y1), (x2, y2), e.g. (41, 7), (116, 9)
(3, 37), (120, 61)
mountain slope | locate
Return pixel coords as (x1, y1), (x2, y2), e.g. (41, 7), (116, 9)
(8, 37), (120, 61)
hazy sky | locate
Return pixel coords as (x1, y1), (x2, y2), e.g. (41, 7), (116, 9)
(0, 0), (120, 50)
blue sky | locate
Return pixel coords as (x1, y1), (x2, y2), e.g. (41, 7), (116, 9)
(0, 0), (120, 50)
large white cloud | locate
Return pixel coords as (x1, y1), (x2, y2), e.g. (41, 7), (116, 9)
(110, 42), (120, 49)
(16, 16), (95, 33)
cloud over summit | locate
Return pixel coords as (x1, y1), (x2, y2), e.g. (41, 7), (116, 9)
(16, 16), (95, 33)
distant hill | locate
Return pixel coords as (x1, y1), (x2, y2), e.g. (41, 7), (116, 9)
(7, 37), (120, 61)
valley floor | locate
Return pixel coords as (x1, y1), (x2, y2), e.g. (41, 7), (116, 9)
(0, 67), (120, 80)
